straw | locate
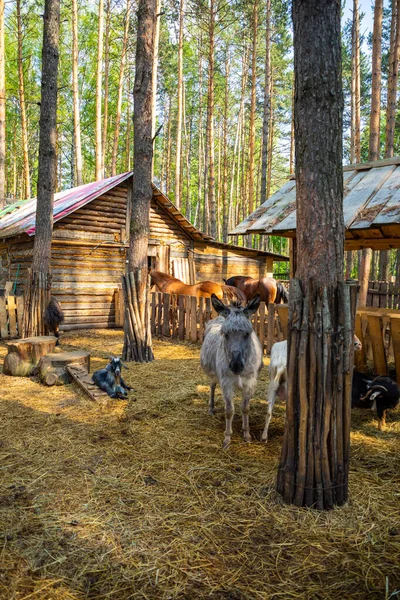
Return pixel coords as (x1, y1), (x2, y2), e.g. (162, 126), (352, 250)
(0, 329), (399, 599)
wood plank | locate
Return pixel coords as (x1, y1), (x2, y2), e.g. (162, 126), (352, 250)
(259, 301), (266, 353)
(267, 303), (275, 354)
(390, 317), (400, 385)
(16, 296), (24, 336)
(276, 304), (288, 339)
(367, 315), (387, 376)
(190, 296), (197, 342)
(178, 295), (185, 340)
(185, 295), (191, 341)
(354, 313), (367, 372)
(7, 296), (17, 337)
(198, 297), (204, 343)
(162, 293), (171, 336)
(0, 297), (8, 338)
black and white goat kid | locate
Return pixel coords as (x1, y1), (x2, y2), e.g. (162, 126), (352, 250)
(352, 371), (400, 430)
(92, 357), (133, 399)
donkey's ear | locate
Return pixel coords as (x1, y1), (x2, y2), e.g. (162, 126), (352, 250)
(211, 293), (230, 317)
(243, 294), (260, 317)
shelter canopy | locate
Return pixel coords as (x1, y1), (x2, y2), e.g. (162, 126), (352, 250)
(230, 157), (400, 250)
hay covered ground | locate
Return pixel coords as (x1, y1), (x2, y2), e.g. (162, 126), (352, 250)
(0, 329), (399, 600)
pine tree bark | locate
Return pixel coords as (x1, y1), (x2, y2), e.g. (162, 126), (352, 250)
(23, 0), (60, 337)
(95, 0), (104, 180)
(277, 0), (357, 510)
(207, 0), (216, 238)
(260, 0), (271, 205)
(111, 0), (131, 176)
(289, 82), (295, 174)
(369, 0), (383, 161)
(385, 0), (400, 158)
(0, 0), (5, 208)
(151, 0), (161, 177)
(124, 0), (155, 363)
(72, 0), (83, 185)
(350, 0), (361, 164)
(102, 0), (111, 177)
(16, 0), (31, 199)
(174, 0), (184, 209)
(248, 0), (258, 219)
(221, 46), (229, 242)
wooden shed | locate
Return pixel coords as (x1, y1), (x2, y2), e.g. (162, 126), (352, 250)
(230, 157), (400, 274)
(0, 172), (288, 331)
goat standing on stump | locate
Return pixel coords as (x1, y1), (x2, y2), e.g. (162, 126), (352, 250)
(92, 357), (133, 399)
(352, 371), (400, 430)
(200, 294), (263, 448)
(44, 296), (64, 346)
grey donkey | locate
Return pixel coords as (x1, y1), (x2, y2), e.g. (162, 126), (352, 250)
(200, 294), (263, 448)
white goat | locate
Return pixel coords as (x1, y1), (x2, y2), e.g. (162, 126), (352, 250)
(262, 334), (363, 443)
(200, 294), (263, 448)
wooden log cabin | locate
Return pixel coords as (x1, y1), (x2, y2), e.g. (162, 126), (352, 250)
(0, 173), (288, 331)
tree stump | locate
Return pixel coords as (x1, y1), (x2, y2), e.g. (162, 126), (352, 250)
(3, 336), (57, 377)
(38, 351), (90, 386)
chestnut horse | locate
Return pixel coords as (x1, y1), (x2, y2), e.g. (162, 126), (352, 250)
(224, 275), (288, 305)
(150, 269), (246, 302)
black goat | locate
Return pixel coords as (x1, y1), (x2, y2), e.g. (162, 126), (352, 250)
(44, 296), (65, 346)
(352, 371), (400, 430)
(92, 357), (133, 399)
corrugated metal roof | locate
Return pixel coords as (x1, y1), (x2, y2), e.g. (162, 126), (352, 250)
(0, 174), (289, 260)
(230, 159), (400, 245)
(0, 172), (133, 239)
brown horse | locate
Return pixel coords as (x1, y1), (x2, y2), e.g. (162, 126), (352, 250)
(224, 275), (288, 305)
(150, 269), (246, 302)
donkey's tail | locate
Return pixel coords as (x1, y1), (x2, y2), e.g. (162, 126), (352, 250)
(221, 285), (246, 304)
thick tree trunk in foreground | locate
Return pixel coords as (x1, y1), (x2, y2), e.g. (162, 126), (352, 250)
(123, 0), (155, 363)
(277, 0), (357, 510)
(23, 0), (60, 337)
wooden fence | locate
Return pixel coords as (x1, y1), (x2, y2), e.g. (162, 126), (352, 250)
(0, 295), (24, 339)
(149, 292), (287, 353)
(366, 281), (400, 309)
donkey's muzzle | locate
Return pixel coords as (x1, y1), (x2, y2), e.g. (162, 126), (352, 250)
(229, 353), (245, 375)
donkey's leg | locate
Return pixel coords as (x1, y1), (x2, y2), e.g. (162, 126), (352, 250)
(222, 382), (235, 449)
(241, 380), (255, 443)
(261, 376), (279, 443)
(208, 382), (217, 415)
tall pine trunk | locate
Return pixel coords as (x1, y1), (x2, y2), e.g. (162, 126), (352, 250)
(16, 0), (30, 199)
(221, 46), (230, 242)
(23, 0), (60, 337)
(207, 0), (216, 238)
(123, 0), (155, 363)
(277, 0), (357, 510)
(248, 0), (258, 219)
(0, 0), (5, 208)
(95, 0), (104, 180)
(102, 0), (111, 177)
(385, 0), (400, 157)
(369, 0), (383, 161)
(151, 0), (161, 176)
(72, 0), (83, 185)
(175, 0), (184, 209)
(111, 0), (131, 176)
(350, 0), (361, 164)
(260, 0), (271, 205)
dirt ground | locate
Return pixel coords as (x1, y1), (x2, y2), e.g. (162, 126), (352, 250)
(0, 329), (399, 600)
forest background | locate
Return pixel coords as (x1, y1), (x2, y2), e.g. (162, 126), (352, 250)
(0, 0), (399, 281)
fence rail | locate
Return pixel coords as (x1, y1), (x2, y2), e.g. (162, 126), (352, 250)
(149, 292), (286, 353)
(0, 295), (24, 339)
(366, 280), (400, 309)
